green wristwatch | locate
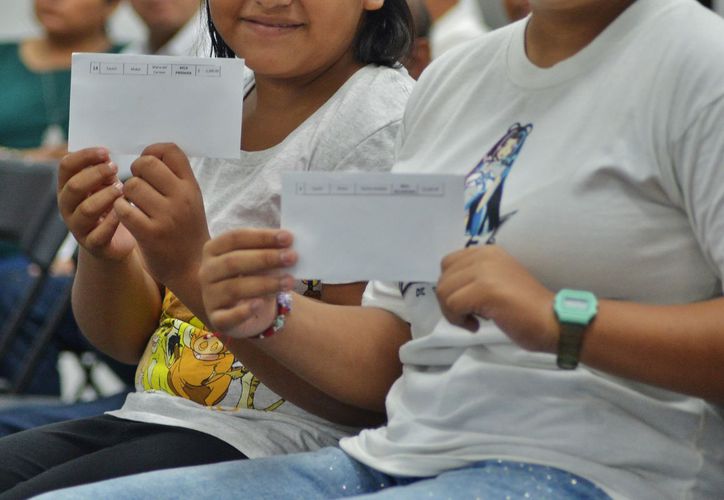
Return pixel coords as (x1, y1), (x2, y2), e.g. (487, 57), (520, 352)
(553, 289), (598, 370)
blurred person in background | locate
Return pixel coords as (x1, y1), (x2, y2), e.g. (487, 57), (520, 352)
(404, 0), (432, 79)
(477, 0), (530, 29)
(0, 0), (210, 429)
(0, 0), (131, 404)
(123, 0), (208, 56)
(0, 0), (122, 162)
(424, 0), (489, 58)
(425, 0), (529, 59)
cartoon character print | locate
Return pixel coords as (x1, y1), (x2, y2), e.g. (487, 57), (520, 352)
(168, 324), (239, 406)
(399, 123), (532, 302)
(135, 290), (285, 411)
(464, 122), (532, 246)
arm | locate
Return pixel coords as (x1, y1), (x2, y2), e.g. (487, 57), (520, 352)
(201, 229), (411, 414)
(58, 148), (161, 363)
(436, 245), (724, 404)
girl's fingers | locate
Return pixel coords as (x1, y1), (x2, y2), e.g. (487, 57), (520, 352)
(129, 155), (176, 198)
(113, 196), (152, 236)
(58, 147), (109, 188)
(208, 301), (259, 336)
(206, 274), (293, 310)
(201, 249), (297, 285)
(140, 143), (194, 181)
(68, 183), (124, 235)
(204, 229), (294, 257)
(84, 209), (121, 251)
(121, 176), (166, 218)
(59, 161), (119, 217)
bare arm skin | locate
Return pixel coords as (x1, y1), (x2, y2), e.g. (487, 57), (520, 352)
(200, 229), (411, 419)
(436, 245), (724, 404)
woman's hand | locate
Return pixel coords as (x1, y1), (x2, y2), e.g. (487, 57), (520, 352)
(200, 228), (297, 339)
(114, 143), (209, 287)
(436, 245), (558, 353)
(57, 147), (134, 261)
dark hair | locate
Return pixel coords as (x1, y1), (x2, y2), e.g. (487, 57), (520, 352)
(204, 0), (414, 67)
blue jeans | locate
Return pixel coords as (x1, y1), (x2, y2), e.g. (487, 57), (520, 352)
(40, 447), (611, 499)
(0, 256), (135, 394)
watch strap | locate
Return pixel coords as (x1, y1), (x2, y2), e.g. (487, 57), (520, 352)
(556, 322), (586, 370)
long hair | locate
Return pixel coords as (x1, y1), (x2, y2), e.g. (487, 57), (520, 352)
(204, 0), (414, 67)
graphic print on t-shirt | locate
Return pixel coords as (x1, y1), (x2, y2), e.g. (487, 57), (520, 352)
(400, 123), (532, 299)
(465, 122), (532, 246)
(135, 290), (285, 411)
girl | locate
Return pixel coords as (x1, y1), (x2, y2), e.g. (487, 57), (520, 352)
(0, 0), (414, 497)
(45, 0), (724, 498)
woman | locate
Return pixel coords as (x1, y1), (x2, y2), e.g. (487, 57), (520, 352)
(0, 0), (122, 160)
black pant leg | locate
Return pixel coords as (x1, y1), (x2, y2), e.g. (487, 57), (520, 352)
(0, 415), (245, 499)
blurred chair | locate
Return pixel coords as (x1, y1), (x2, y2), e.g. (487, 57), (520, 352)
(0, 158), (72, 394)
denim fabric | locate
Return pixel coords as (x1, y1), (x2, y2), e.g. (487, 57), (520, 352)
(40, 447), (611, 500)
(0, 256), (135, 394)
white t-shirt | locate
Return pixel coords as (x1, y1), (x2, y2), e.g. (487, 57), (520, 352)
(341, 1), (724, 499)
(109, 64), (414, 458)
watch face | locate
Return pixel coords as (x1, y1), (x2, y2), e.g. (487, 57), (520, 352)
(554, 289), (597, 325)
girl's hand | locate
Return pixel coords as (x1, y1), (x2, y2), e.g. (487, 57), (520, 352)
(436, 245), (558, 353)
(114, 143), (209, 286)
(57, 147), (135, 261)
(200, 229), (297, 339)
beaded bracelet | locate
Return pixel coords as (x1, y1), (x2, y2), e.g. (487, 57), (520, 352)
(253, 292), (293, 339)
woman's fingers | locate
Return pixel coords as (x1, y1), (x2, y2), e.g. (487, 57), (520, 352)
(205, 274), (293, 311)
(59, 161), (119, 218)
(57, 147), (109, 188)
(201, 248), (297, 285)
(66, 182), (124, 236)
(204, 229), (294, 257)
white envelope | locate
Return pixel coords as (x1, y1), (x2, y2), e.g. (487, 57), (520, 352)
(68, 53), (244, 159)
(282, 172), (465, 283)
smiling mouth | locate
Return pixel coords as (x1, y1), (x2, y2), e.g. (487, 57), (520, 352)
(243, 19), (304, 29)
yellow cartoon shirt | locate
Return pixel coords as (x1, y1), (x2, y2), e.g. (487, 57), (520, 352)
(135, 289), (283, 412)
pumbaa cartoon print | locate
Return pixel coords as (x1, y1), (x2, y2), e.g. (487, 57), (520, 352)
(136, 290), (285, 412)
(465, 122), (532, 246)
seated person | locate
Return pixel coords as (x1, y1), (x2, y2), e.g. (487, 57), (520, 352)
(0, 0), (415, 497)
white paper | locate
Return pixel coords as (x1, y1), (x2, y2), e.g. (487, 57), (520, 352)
(69, 53), (244, 159)
(282, 172), (465, 282)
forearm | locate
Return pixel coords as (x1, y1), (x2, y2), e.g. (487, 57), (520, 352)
(72, 248), (162, 363)
(164, 265), (210, 326)
(227, 295), (410, 412)
(223, 339), (386, 426)
(579, 297), (724, 403)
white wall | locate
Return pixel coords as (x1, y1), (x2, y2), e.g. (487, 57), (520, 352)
(0, 0), (146, 44)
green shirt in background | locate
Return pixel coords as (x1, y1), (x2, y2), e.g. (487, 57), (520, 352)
(0, 42), (124, 257)
(0, 42), (124, 149)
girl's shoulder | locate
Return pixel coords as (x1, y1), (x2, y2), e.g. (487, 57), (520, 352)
(320, 64), (414, 131)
